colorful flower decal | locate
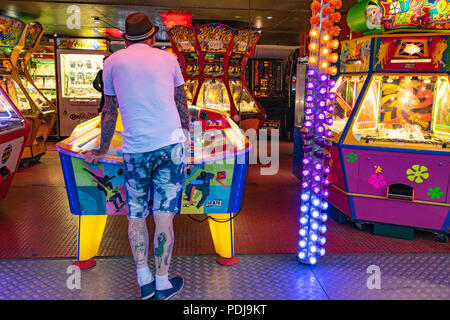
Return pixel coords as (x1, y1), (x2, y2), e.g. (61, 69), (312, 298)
(368, 173), (387, 189)
(346, 152), (358, 163)
(427, 186), (444, 200)
(406, 165), (429, 183)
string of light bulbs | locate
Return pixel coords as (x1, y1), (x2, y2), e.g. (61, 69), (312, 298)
(297, 0), (342, 265)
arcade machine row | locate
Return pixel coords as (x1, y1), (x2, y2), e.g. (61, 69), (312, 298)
(325, 0), (450, 241)
(0, 85), (30, 199)
(56, 38), (108, 137)
(17, 22), (57, 163)
(167, 24), (266, 132)
(57, 106), (250, 269)
(0, 17), (55, 165)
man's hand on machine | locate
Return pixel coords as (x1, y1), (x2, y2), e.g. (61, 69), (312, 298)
(82, 149), (107, 165)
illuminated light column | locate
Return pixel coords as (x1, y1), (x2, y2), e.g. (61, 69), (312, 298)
(298, 0), (341, 265)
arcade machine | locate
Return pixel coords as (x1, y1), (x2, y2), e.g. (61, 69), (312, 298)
(56, 38), (108, 136)
(56, 106), (250, 268)
(28, 37), (56, 107)
(292, 56), (309, 180)
(168, 24), (266, 131)
(0, 86), (30, 199)
(250, 58), (285, 136)
(17, 22), (57, 160)
(0, 16), (49, 164)
(326, 0), (450, 241)
(286, 48), (300, 141)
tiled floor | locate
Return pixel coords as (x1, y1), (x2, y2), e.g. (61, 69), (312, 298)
(0, 253), (448, 300)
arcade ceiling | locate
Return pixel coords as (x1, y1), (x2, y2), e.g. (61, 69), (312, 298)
(0, 0), (357, 45)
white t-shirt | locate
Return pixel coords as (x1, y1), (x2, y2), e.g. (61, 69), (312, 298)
(103, 43), (186, 154)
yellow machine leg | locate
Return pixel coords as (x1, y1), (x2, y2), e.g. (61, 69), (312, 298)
(74, 215), (108, 269)
(207, 213), (239, 265)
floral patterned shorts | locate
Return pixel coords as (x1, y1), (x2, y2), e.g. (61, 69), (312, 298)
(123, 143), (186, 218)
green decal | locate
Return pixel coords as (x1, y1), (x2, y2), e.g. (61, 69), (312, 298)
(346, 152), (358, 163)
(406, 165), (429, 184)
(427, 187), (444, 200)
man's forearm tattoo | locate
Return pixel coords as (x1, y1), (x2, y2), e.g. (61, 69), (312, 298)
(128, 219), (148, 268)
(174, 85), (191, 132)
(99, 95), (119, 153)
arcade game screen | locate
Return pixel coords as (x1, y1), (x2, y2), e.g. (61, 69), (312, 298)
(352, 75), (450, 146)
(251, 59), (283, 98)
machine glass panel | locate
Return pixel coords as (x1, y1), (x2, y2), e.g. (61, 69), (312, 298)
(196, 79), (230, 114)
(352, 75), (450, 148)
(0, 87), (25, 134)
(229, 80), (259, 114)
(329, 75), (367, 141)
(60, 54), (103, 98)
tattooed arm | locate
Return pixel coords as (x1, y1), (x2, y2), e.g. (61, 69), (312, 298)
(174, 85), (191, 132)
(83, 95), (119, 164)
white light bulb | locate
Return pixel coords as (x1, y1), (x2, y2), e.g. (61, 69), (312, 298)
(319, 248), (326, 256)
(298, 251), (306, 259)
(312, 198), (321, 207)
(319, 236), (326, 245)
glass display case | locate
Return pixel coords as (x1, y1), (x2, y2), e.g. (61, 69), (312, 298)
(60, 53), (103, 99)
(229, 80), (259, 114)
(328, 75), (367, 140)
(351, 75), (450, 147)
(29, 59), (56, 104)
(196, 79), (230, 113)
(20, 77), (53, 112)
(185, 79), (199, 103)
(0, 86), (25, 134)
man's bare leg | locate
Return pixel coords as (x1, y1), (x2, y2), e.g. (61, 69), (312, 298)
(128, 217), (154, 286)
(153, 211), (175, 290)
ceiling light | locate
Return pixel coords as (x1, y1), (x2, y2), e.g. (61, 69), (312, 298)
(267, 16), (273, 19)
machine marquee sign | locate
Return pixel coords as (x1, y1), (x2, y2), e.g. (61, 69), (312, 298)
(378, 0), (450, 30)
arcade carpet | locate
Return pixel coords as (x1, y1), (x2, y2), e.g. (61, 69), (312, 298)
(0, 142), (448, 259)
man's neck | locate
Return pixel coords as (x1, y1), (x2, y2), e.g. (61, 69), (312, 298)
(127, 42), (153, 48)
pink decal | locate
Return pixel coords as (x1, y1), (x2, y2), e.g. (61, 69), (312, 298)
(368, 173), (387, 189)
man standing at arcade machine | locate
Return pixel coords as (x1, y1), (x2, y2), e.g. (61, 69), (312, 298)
(82, 12), (190, 300)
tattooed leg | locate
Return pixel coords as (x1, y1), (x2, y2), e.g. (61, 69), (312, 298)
(153, 211), (175, 276)
(128, 218), (149, 269)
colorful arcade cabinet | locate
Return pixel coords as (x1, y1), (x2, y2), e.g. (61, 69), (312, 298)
(56, 106), (250, 268)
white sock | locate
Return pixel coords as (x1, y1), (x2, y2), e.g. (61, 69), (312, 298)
(137, 266), (154, 287)
(156, 273), (173, 290)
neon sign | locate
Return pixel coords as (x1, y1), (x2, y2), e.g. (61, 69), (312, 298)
(379, 0), (450, 30)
